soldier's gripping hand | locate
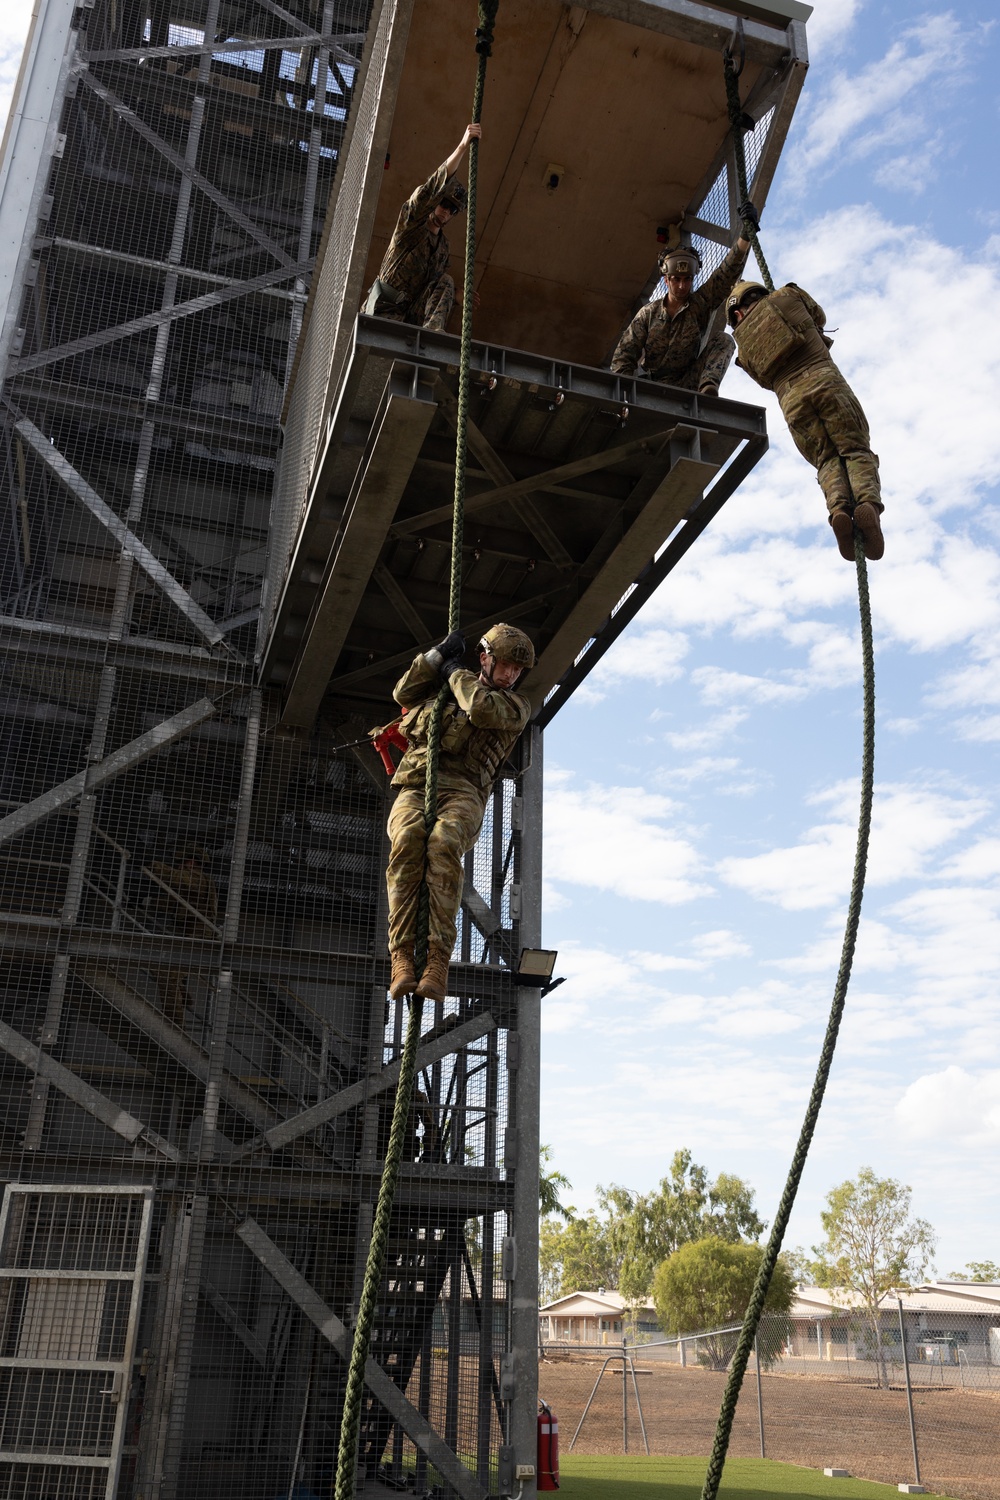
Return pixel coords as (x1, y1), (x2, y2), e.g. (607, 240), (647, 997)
(425, 630), (466, 678)
(738, 199), (760, 233)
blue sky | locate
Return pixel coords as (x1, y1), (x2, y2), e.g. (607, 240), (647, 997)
(2, 0), (999, 1274)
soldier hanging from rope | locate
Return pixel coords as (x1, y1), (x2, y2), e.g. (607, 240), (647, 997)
(362, 124), (482, 332)
(725, 209), (884, 563)
(610, 229), (753, 394)
(383, 623), (533, 1004)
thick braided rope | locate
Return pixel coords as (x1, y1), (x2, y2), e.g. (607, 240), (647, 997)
(333, 10), (496, 1498)
(723, 49), (774, 294)
(699, 539), (875, 1500)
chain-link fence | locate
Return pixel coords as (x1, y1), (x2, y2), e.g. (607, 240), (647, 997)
(539, 1310), (1000, 1500)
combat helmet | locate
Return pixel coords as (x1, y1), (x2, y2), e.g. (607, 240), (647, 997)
(440, 176), (468, 213)
(479, 623), (535, 670)
(727, 280), (768, 326)
(658, 243), (702, 278)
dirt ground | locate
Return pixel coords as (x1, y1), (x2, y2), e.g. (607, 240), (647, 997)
(538, 1356), (1000, 1500)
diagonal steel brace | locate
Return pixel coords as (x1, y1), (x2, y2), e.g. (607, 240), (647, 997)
(79, 72), (296, 268)
(0, 697), (217, 846)
(9, 260), (313, 376)
(13, 416), (225, 644)
(0, 1013), (179, 1159)
(237, 1218), (486, 1500)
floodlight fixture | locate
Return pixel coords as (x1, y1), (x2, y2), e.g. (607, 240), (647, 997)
(513, 948), (564, 996)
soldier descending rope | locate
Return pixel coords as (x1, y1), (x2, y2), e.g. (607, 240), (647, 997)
(384, 623), (533, 1005)
(362, 123), (482, 332)
(726, 272), (885, 562)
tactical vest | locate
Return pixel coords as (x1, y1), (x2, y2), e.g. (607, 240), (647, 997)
(397, 695), (523, 794)
(734, 286), (831, 391)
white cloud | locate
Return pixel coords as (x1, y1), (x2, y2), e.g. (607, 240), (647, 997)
(786, 14), (972, 192)
(895, 1066), (1000, 1143)
(664, 708), (747, 752)
(575, 629), (689, 704)
(804, 0), (863, 55)
(690, 928), (752, 961)
(718, 782), (987, 909)
(543, 769), (711, 904)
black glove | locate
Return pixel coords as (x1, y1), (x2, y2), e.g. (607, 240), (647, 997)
(436, 630), (465, 661)
(738, 199), (760, 233)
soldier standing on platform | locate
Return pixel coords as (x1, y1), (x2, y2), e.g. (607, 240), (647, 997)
(726, 280), (884, 562)
(363, 124), (482, 332)
(384, 624), (533, 1004)
(610, 233), (752, 394)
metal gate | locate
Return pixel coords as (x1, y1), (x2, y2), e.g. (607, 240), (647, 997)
(0, 1185), (153, 1500)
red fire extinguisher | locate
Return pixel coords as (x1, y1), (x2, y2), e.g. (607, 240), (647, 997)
(537, 1400), (559, 1490)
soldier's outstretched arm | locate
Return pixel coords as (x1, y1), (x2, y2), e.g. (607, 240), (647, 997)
(444, 123), (481, 176)
(393, 653), (442, 708)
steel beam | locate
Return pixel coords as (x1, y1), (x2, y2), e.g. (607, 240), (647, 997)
(0, 697), (217, 846)
(8, 260), (312, 376)
(230, 1011), (497, 1160)
(0, 1013), (179, 1160)
(372, 563), (430, 643)
(83, 30), (362, 62)
(75, 963), (283, 1135)
(201, 1276), (269, 1365)
(0, 615), (245, 685)
(433, 381), (573, 570)
(236, 1218), (488, 1500)
(391, 427), (679, 538)
(279, 376), (438, 726)
(535, 433), (768, 727)
(12, 416), (225, 643)
(79, 73), (296, 269)
(527, 453), (717, 709)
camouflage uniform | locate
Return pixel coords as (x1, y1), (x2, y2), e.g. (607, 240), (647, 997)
(364, 163), (456, 333)
(732, 284), (881, 516)
(610, 243), (749, 388)
(386, 654), (530, 953)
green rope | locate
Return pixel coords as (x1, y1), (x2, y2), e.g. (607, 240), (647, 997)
(700, 539), (874, 1500)
(333, 7), (497, 1497)
(698, 52), (878, 1500)
(722, 48), (774, 294)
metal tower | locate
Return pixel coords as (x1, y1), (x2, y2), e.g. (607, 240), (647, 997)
(0, 0), (808, 1497)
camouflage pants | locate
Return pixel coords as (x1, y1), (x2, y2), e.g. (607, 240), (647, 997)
(777, 366), (882, 516)
(386, 785), (486, 952)
(652, 331), (735, 392)
(370, 274), (456, 333)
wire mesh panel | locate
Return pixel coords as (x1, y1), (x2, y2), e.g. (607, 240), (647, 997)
(0, 1187), (153, 1500)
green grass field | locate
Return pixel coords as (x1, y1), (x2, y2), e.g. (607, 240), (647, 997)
(556, 1455), (956, 1500)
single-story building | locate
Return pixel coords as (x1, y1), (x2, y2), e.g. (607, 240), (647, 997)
(539, 1290), (660, 1345)
(786, 1282), (1000, 1366)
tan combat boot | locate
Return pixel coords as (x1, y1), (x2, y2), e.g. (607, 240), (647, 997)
(389, 948), (416, 1001)
(852, 502), (884, 561)
(829, 508), (856, 562)
(415, 945), (451, 1002)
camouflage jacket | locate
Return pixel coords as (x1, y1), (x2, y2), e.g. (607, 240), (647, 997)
(610, 243), (749, 381)
(376, 163), (452, 308)
(733, 283), (835, 394)
(391, 654), (530, 796)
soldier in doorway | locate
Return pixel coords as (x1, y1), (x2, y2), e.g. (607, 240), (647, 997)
(610, 233), (752, 394)
(363, 124), (481, 333)
(148, 843), (218, 1026)
(726, 280), (884, 561)
(384, 624), (533, 1004)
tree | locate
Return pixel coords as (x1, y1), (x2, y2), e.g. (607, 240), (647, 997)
(948, 1261), (1000, 1282)
(806, 1167), (936, 1387)
(537, 1148), (764, 1309)
(539, 1212), (620, 1304)
(603, 1149), (765, 1305)
(539, 1145), (574, 1221)
(652, 1236), (796, 1369)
